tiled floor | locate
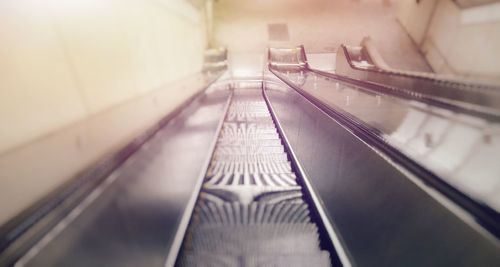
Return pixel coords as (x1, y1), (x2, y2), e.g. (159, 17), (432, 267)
(214, 0), (432, 73)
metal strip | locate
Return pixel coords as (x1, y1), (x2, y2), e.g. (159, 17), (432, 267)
(269, 67), (500, 241)
(309, 67), (500, 121)
(163, 90), (234, 267)
(261, 81), (353, 267)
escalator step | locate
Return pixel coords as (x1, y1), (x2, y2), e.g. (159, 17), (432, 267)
(176, 90), (331, 266)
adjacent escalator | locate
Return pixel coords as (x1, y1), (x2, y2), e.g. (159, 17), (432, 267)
(333, 38), (500, 115)
(268, 47), (500, 235)
(263, 73), (500, 266)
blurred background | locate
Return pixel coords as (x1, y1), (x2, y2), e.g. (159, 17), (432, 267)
(0, 0), (499, 266)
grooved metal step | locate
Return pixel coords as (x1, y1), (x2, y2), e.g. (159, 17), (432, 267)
(176, 90), (331, 266)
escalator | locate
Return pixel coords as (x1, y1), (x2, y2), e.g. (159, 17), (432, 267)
(1, 82), (347, 267)
(269, 45), (500, 225)
(176, 88), (339, 266)
(325, 38), (500, 116)
(268, 46), (500, 265)
(0, 82), (232, 267)
(1, 48), (500, 267)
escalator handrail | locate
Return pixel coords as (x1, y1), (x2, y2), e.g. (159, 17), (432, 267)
(341, 43), (500, 93)
(338, 42), (500, 116)
(269, 45), (500, 120)
(309, 66), (500, 122)
(268, 65), (500, 240)
(262, 81), (352, 267)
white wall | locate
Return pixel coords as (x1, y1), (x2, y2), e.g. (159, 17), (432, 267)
(0, 0), (206, 154)
(423, 0), (500, 78)
(0, 0), (207, 225)
(397, 0), (438, 45)
(397, 0), (500, 80)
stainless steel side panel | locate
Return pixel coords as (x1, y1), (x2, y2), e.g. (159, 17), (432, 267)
(20, 90), (231, 267)
(265, 85), (500, 267)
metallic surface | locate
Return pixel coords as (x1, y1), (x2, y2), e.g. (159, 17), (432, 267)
(5, 56), (500, 266)
(274, 67), (500, 214)
(269, 61), (500, 227)
(262, 84), (352, 267)
(264, 80), (500, 266)
(336, 43), (500, 115)
(177, 89), (332, 266)
(269, 47), (500, 230)
(16, 88), (231, 267)
(0, 72), (224, 267)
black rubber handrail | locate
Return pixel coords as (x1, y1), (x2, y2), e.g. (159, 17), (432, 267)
(262, 81), (352, 267)
(341, 44), (500, 94)
(310, 67), (500, 122)
(269, 45), (500, 121)
(336, 44), (500, 117)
